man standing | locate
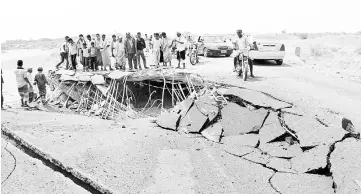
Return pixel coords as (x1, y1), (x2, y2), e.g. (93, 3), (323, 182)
(152, 33), (162, 68)
(124, 33), (138, 71)
(95, 34), (103, 70)
(136, 32), (148, 70)
(14, 60), (32, 107)
(76, 34), (86, 66)
(115, 37), (126, 70)
(55, 36), (70, 69)
(100, 34), (111, 71)
(233, 29), (254, 77)
(175, 32), (186, 69)
(68, 39), (78, 71)
(161, 32), (173, 67)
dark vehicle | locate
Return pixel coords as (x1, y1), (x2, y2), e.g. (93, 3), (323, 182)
(196, 35), (233, 57)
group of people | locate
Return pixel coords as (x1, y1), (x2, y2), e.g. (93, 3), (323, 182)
(12, 60), (49, 107)
(56, 32), (190, 72)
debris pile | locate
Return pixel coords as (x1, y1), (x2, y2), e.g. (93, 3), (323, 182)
(47, 69), (204, 119)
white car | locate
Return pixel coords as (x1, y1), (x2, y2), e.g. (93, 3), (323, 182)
(249, 37), (285, 65)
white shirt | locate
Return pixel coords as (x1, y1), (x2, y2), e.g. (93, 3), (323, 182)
(152, 39), (162, 51)
(14, 69), (28, 88)
(175, 36), (186, 51)
(116, 42), (125, 55)
(82, 47), (90, 57)
(69, 43), (78, 55)
(234, 36), (251, 51)
(60, 41), (68, 53)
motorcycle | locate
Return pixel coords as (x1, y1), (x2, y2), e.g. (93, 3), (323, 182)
(234, 48), (250, 81)
(189, 43), (199, 65)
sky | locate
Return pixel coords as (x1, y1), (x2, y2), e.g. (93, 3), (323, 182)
(0, 0), (360, 41)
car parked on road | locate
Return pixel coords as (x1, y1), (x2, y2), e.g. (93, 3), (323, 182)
(196, 35), (233, 57)
(249, 36), (286, 65)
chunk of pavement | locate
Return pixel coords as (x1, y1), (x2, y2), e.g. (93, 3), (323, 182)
(179, 105), (208, 133)
(259, 112), (287, 145)
(290, 144), (329, 173)
(201, 123), (223, 143)
(342, 117), (360, 138)
(223, 87), (291, 110)
(242, 148), (271, 165)
(284, 114), (348, 147)
(266, 157), (297, 173)
(221, 102), (268, 136)
(259, 141), (303, 158)
(271, 172), (335, 194)
(195, 99), (219, 122)
(222, 144), (256, 157)
(330, 138), (361, 194)
(173, 98), (194, 118)
(156, 111), (181, 131)
(221, 134), (260, 148)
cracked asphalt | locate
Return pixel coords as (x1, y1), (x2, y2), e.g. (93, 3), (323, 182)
(1, 47), (361, 193)
(1, 136), (90, 194)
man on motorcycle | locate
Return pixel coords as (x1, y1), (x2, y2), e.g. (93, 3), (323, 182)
(233, 29), (254, 77)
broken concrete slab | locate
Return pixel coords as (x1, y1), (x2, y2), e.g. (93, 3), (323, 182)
(221, 134), (260, 148)
(342, 117), (361, 139)
(91, 74), (105, 85)
(195, 99), (219, 123)
(222, 144), (256, 157)
(259, 112), (287, 145)
(221, 103), (268, 136)
(173, 98), (194, 118)
(284, 114), (348, 147)
(242, 148), (271, 165)
(330, 138), (361, 194)
(291, 144), (329, 173)
(266, 157), (297, 173)
(156, 111), (181, 131)
(259, 141), (303, 158)
(271, 172), (335, 194)
(179, 105), (208, 133)
(223, 87), (292, 110)
(201, 123), (223, 143)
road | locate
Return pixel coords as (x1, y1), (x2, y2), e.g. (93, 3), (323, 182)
(1, 48), (361, 193)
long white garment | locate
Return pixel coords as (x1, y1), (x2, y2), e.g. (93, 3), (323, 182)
(152, 39), (162, 65)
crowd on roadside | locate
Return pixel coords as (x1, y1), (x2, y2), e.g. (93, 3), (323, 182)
(56, 32), (195, 72)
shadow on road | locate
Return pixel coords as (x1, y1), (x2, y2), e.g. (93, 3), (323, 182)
(253, 60), (292, 67)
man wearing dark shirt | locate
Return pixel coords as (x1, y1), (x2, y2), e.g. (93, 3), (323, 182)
(34, 67), (49, 104)
(136, 32), (148, 70)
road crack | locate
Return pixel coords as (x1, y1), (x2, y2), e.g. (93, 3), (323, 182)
(268, 172), (282, 194)
(1, 139), (17, 185)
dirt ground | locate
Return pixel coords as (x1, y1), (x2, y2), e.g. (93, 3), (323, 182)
(1, 33), (361, 193)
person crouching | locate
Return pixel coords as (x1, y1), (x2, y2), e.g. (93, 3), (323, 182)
(34, 67), (49, 104)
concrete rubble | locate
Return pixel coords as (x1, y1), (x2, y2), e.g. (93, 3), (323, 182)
(283, 114), (349, 147)
(221, 103), (269, 136)
(259, 112), (287, 145)
(290, 144), (330, 173)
